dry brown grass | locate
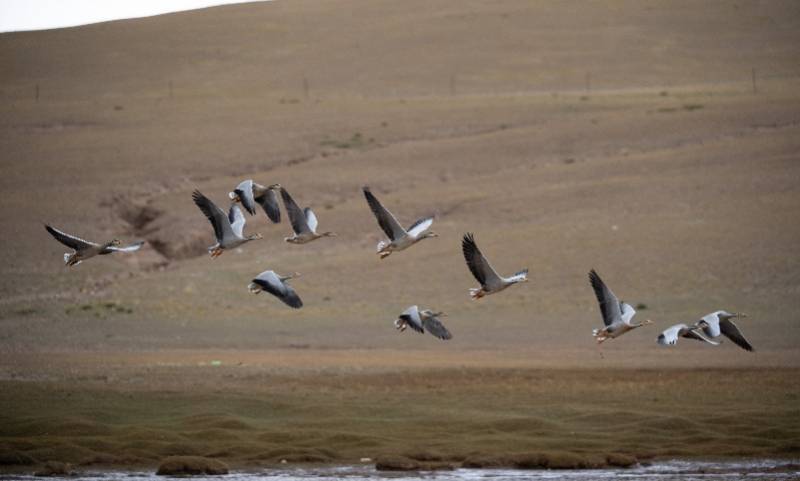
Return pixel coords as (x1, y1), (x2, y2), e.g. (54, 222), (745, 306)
(0, 357), (798, 471)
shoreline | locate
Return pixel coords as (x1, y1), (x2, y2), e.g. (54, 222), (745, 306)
(2, 457), (800, 477)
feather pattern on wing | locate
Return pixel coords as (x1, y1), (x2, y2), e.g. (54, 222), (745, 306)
(588, 269), (623, 327)
(421, 314), (452, 340)
(280, 188), (311, 235)
(720, 318), (754, 351)
(363, 187), (405, 241)
(462, 233), (502, 288)
(45, 225), (97, 250)
(193, 190), (235, 243)
(257, 187), (281, 223)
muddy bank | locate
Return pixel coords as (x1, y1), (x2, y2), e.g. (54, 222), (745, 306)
(1, 366), (798, 474)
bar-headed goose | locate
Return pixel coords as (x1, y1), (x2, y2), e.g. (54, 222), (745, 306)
(588, 269), (652, 343)
(362, 186), (437, 259)
(248, 270), (302, 308)
(657, 323), (719, 347)
(192, 189), (261, 258)
(394, 305), (452, 340)
(462, 233), (527, 299)
(45, 225), (144, 267)
(229, 180), (281, 223)
(279, 187), (336, 244)
(695, 311), (754, 351)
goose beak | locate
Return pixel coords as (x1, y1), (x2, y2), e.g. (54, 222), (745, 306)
(268, 183), (282, 190)
(737, 313), (748, 318)
(229, 192), (238, 201)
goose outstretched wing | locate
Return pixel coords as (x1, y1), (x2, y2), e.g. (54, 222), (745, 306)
(193, 190), (235, 243)
(45, 225), (97, 251)
(720, 318), (754, 351)
(256, 186), (281, 223)
(280, 188), (311, 235)
(462, 233), (503, 288)
(422, 314), (452, 340)
(588, 269), (623, 327)
(363, 187), (405, 241)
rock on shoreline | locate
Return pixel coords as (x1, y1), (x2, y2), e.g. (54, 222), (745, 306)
(156, 456), (229, 476)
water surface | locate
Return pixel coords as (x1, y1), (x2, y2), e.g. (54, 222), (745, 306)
(5, 459), (799, 481)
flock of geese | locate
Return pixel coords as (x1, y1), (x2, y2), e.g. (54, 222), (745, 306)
(44, 181), (754, 352)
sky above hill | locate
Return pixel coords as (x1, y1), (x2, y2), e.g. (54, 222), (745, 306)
(0, 0), (270, 32)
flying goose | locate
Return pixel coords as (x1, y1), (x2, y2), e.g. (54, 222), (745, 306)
(248, 270), (302, 308)
(229, 180), (282, 223)
(192, 189), (262, 257)
(394, 305), (452, 340)
(694, 311), (754, 351)
(588, 269), (652, 343)
(362, 186), (437, 259)
(45, 225), (144, 266)
(657, 323), (719, 347)
(279, 187), (336, 244)
(462, 233), (528, 299)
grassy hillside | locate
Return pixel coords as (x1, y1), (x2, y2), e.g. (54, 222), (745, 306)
(1, 1), (800, 355)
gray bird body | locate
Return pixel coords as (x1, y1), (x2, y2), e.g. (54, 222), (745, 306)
(248, 270), (302, 308)
(695, 310), (754, 351)
(279, 187), (336, 244)
(45, 225), (143, 266)
(462, 233), (527, 299)
(362, 186), (437, 259)
(588, 269), (652, 343)
(394, 305), (452, 340)
(657, 323), (720, 346)
(229, 180), (281, 223)
(193, 190), (261, 257)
